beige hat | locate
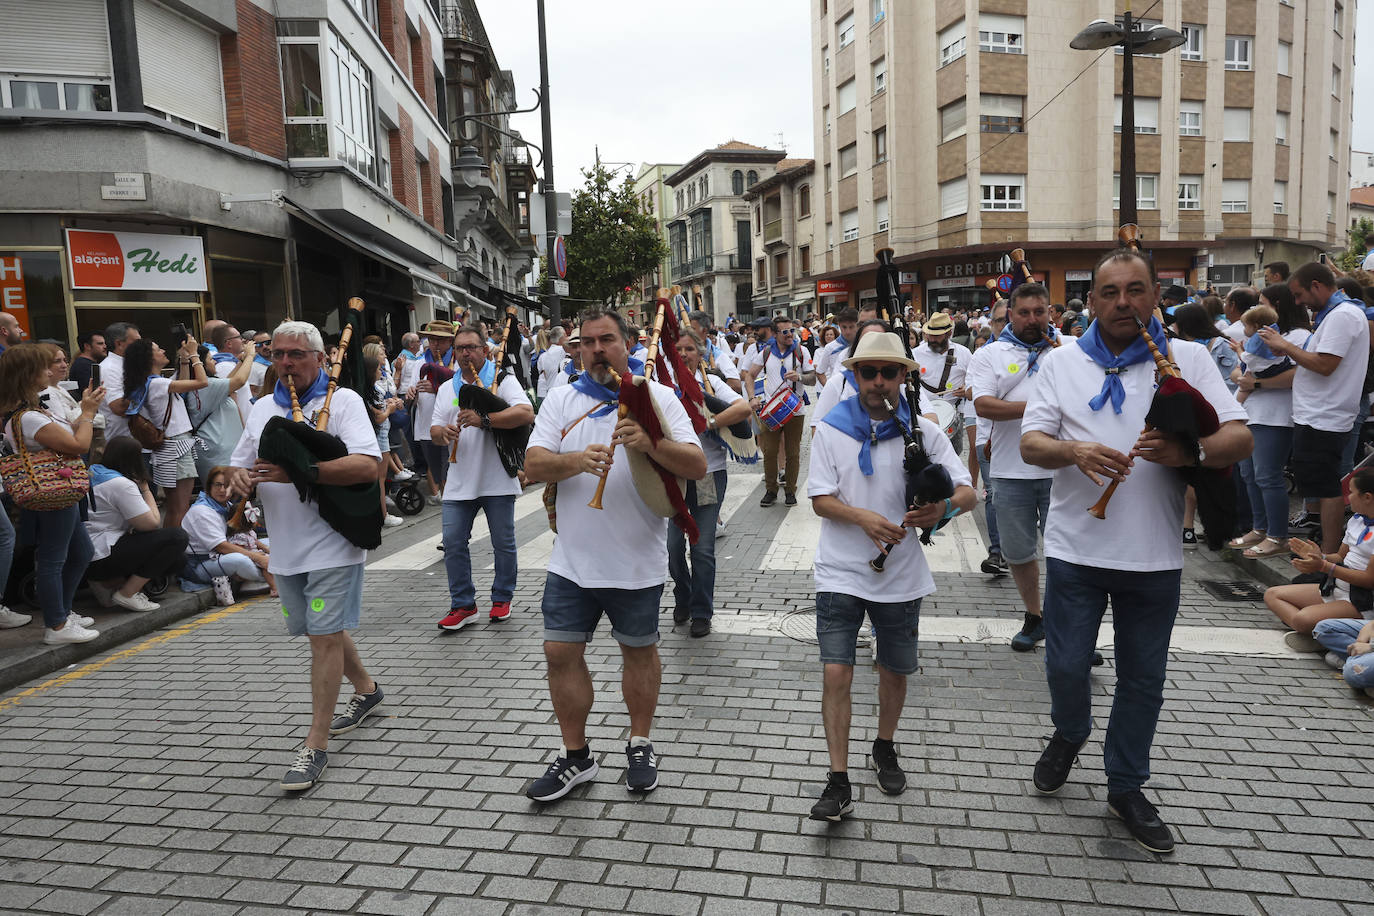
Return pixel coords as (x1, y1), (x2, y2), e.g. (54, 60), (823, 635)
(419, 319), (455, 337)
(923, 312), (953, 334)
(840, 331), (918, 371)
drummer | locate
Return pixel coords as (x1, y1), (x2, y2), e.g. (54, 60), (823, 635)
(740, 315), (814, 508)
(913, 312), (976, 486)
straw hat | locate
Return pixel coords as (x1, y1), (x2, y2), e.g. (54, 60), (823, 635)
(419, 319), (455, 337)
(841, 332), (919, 371)
(923, 312), (953, 334)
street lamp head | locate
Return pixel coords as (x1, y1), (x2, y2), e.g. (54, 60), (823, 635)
(1070, 19), (1125, 50)
(455, 144), (493, 193)
(1132, 25), (1187, 54)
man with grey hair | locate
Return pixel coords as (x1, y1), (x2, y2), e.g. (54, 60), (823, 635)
(688, 310), (742, 393)
(226, 320), (386, 792)
(537, 325), (567, 403)
(99, 321), (141, 440)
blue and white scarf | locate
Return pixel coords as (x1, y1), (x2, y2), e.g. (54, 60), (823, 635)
(272, 368), (329, 410)
(1077, 316), (1169, 414)
(820, 393), (911, 476)
(995, 325), (1055, 376)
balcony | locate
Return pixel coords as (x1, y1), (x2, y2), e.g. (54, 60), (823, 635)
(440, 0), (490, 45)
(764, 219), (784, 244)
(671, 254), (712, 280)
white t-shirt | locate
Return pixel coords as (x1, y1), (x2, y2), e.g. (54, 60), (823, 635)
(140, 376), (192, 438)
(5, 408), (67, 452)
(99, 352), (128, 440)
(816, 337), (847, 380)
(397, 353), (423, 392)
(183, 500), (231, 556)
(697, 372), (742, 473)
(1223, 319), (1247, 343)
(214, 357), (252, 422)
(229, 385), (381, 575)
(1292, 301), (1370, 433)
(537, 345), (566, 398)
(1334, 515), (1374, 610)
(710, 344), (741, 382)
(808, 415), (971, 603)
(248, 358), (268, 393)
(1242, 328), (1311, 428)
(968, 339), (1054, 481)
(86, 476), (148, 561)
(39, 385), (82, 425)
(1021, 338), (1247, 572)
(527, 378), (700, 589)
(413, 351), (456, 442)
(739, 343), (813, 401)
(913, 341), (974, 419)
(431, 374), (531, 500)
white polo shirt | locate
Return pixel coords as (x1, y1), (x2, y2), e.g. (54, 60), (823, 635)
(913, 341), (973, 418)
(967, 339), (1054, 481)
(1021, 338), (1246, 572)
(99, 352), (128, 440)
(431, 374), (530, 500)
(1292, 300), (1370, 433)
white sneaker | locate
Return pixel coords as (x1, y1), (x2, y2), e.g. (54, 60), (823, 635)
(210, 576), (234, 607)
(67, 613), (94, 628)
(392, 469), (416, 481)
(238, 581), (271, 596)
(0, 605), (31, 629)
(87, 581), (116, 607)
(44, 621), (99, 645)
(112, 591), (160, 612)
(384, 514), (405, 527)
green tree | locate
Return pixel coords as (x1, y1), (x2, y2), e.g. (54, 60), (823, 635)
(564, 163), (666, 306)
(1336, 216), (1374, 272)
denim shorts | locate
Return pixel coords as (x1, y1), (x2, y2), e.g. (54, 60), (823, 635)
(992, 476), (1052, 565)
(816, 591), (921, 674)
(541, 572), (662, 647)
(276, 563), (364, 636)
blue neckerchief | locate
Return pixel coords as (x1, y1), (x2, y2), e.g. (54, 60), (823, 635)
(769, 338), (799, 360)
(630, 343), (647, 357)
(570, 371), (620, 418)
(820, 394), (912, 476)
(88, 464), (122, 487)
(834, 335), (851, 351)
(210, 352), (238, 366)
(126, 375), (158, 416)
(563, 360), (577, 378)
(399, 348), (421, 361)
(253, 353), (272, 368)
(1078, 316), (1168, 414)
(1351, 513), (1374, 548)
(996, 325), (1054, 375)
(1311, 290), (1353, 331)
(458, 359), (496, 389)
(424, 347), (456, 367)
(193, 491), (233, 518)
(1243, 325), (1279, 360)
(204, 343), (218, 355)
(627, 355), (646, 376)
(272, 368), (329, 410)
(841, 368), (856, 391)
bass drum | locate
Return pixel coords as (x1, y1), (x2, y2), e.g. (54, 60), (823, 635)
(928, 399), (964, 457)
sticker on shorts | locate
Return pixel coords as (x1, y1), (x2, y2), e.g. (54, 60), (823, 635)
(310, 598), (326, 613)
(282, 607), (289, 617)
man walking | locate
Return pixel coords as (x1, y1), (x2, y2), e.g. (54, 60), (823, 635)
(741, 315), (813, 507)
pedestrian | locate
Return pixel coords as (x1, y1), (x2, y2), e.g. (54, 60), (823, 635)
(182, 463), (275, 601)
(226, 321), (386, 792)
(120, 335), (208, 528)
(688, 310), (743, 393)
(69, 331), (106, 395)
(98, 322), (140, 441)
(410, 320), (457, 502)
(1020, 248), (1251, 853)
(741, 315), (814, 507)
(807, 331), (974, 821)
(523, 306), (705, 801)
(913, 311), (977, 486)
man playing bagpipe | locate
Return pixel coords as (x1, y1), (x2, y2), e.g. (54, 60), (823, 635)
(226, 320), (386, 792)
(523, 307), (706, 802)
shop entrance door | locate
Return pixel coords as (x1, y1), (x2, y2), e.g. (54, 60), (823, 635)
(72, 304), (204, 354)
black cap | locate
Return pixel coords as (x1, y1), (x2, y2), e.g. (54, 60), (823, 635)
(1163, 284), (1188, 303)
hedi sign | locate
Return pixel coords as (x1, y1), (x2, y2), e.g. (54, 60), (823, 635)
(65, 229), (207, 291)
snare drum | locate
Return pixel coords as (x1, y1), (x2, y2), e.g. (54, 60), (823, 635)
(759, 386), (802, 431)
(929, 399), (964, 455)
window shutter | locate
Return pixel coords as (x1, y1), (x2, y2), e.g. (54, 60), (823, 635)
(134, 0), (225, 132)
(981, 95), (1023, 118)
(0, 0), (111, 77)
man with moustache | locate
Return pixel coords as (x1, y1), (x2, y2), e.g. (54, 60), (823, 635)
(913, 310), (975, 472)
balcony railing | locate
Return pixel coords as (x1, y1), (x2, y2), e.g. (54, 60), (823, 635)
(440, 0), (489, 45)
(669, 253), (752, 280)
(763, 219), (784, 244)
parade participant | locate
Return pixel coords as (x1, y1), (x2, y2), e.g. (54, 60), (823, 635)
(741, 315), (814, 507)
(816, 307), (858, 386)
(431, 326), (534, 631)
(688, 310), (742, 393)
(811, 319), (923, 425)
(974, 299), (1009, 576)
(226, 320), (385, 792)
(537, 326), (568, 403)
(807, 332), (974, 821)
(410, 320), (456, 501)
(523, 307), (705, 801)
(913, 311), (976, 482)
(969, 284), (1056, 649)
(1020, 248), (1250, 852)
(669, 328), (749, 637)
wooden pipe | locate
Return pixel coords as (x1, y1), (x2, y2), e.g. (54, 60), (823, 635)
(586, 367), (624, 510)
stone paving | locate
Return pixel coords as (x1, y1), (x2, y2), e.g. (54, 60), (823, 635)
(1, 443), (1373, 915)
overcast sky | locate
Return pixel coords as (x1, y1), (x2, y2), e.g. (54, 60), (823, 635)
(477, 2), (1374, 182)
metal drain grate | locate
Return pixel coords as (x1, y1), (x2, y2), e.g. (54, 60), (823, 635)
(779, 607), (872, 647)
(1199, 579), (1265, 602)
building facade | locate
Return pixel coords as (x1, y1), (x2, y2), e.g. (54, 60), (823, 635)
(632, 162), (682, 301)
(809, 0), (1355, 313)
(743, 159), (818, 317)
(0, 0), (459, 352)
(664, 142), (788, 325)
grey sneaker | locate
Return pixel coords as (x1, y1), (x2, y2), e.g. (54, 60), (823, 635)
(280, 746), (327, 791)
(329, 683), (384, 736)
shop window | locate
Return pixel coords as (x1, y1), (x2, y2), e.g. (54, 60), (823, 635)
(0, 250), (66, 345)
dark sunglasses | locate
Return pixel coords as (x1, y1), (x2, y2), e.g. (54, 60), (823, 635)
(856, 365), (902, 381)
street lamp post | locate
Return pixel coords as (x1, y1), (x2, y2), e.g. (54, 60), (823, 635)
(1071, 10), (1185, 229)
(537, 0), (560, 323)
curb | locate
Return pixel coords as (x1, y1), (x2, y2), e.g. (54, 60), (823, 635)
(1219, 545), (1292, 588)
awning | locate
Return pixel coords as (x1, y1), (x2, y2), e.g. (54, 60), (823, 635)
(410, 266), (459, 305)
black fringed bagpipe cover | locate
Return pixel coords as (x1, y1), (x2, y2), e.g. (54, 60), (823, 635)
(1145, 370), (1236, 549)
(456, 312), (532, 477)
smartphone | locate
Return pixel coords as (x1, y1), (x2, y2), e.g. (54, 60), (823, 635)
(90, 363), (101, 388)
(1319, 252), (1329, 265)
(170, 323), (189, 347)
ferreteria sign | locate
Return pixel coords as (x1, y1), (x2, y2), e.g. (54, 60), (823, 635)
(65, 229), (208, 291)
(931, 257), (1011, 279)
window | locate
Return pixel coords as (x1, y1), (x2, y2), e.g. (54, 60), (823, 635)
(875, 197), (889, 232)
(1329, 192), (1337, 221)
(980, 174), (1025, 211)
(872, 57), (887, 95)
(981, 94), (1023, 133)
(872, 0), (885, 24)
(279, 23), (329, 158)
(841, 208), (859, 242)
(1178, 176), (1202, 210)
(837, 11), (855, 49)
(939, 20), (966, 66)
(825, 163), (831, 186)
(1274, 180), (1287, 214)
(344, 0), (377, 31)
(1276, 111), (1289, 144)
(940, 98), (967, 142)
(136, 0), (226, 136)
(1223, 107), (1251, 142)
(774, 252), (788, 280)
(799, 245), (811, 276)
(837, 79), (856, 115)
(1225, 36), (1252, 71)
(1179, 101), (1202, 136)
(798, 185), (811, 217)
(1115, 18), (1162, 55)
(747, 170), (758, 187)
(839, 143), (858, 178)
(873, 128), (887, 163)
(1331, 130), (1339, 159)
(823, 51), (830, 77)
(278, 23), (377, 180)
(2, 77), (112, 112)
(940, 178), (968, 218)
(1333, 66), (1341, 98)
(826, 223), (834, 249)
(1113, 174), (1159, 210)
(1114, 96), (1160, 133)
(823, 105), (831, 135)
(756, 259), (766, 287)
(1221, 179), (1249, 212)
(979, 14), (1025, 55)
(732, 170), (744, 195)
(1335, 1), (1344, 34)
(1277, 41), (1291, 76)
(1181, 24), (1204, 61)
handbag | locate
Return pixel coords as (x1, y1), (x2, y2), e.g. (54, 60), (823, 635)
(0, 409), (90, 510)
(124, 381), (174, 450)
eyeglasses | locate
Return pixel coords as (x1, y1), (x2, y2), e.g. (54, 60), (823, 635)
(454, 343), (485, 351)
(270, 349), (316, 361)
(856, 365), (902, 381)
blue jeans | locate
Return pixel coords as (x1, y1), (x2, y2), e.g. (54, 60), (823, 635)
(442, 495), (516, 609)
(1342, 393), (1371, 477)
(1043, 558), (1182, 795)
(993, 477), (1051, 565)
(976, 446), (1000, 554)
(668, 470), (725, 620)
(0, 504), (15, 599)
(1238, 424), (1294, 539)
(1312, 618), (1374, 688)
(29, 504), (93, 629)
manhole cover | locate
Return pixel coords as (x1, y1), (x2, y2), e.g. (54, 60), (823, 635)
(1199, 579), (1265, 602)
(779, 608), (871, 647)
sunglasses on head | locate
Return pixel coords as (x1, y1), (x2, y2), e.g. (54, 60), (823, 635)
(856, 365), (902, 381)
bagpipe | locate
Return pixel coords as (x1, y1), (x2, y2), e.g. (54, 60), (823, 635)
(451, 306), (531, 477)
(871, 397), (957, 570)
(256, 297), (384, 550)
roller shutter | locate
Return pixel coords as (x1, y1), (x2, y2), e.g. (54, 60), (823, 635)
(0, 0), (112, 78)
(133, 0), (225, 132)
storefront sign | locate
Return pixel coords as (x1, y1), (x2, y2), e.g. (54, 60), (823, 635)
(1157, 269), (1187, 280)
(926, 277), (976, 290)
(65, 230), (207, 291)
(1065, 270), (1092, 282)
(932, 257), (1010, 280)
(0, 257), (32, 334)
(816, 279), (850, 296)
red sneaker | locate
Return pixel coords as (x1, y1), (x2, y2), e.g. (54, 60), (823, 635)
(438, 607), (478, 631)
(489, 601), (512, 621)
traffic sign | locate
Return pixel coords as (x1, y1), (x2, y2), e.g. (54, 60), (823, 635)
(553, 279), (569, 296)
(996, 274), (1014, 293)
(553, 236), (568, 279)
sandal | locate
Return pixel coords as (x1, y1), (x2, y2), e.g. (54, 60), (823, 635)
(1228, 529), (1266, 549)
(1244, 538), (1288, 559)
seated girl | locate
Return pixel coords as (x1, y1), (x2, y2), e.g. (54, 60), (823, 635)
(182, 465), (275, 598)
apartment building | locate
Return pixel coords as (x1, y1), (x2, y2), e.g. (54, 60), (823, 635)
(810, 0), (1355, 313)
(664, 141), (788, 325)
(743, 159), (818, 317)
(0, 0), (458, 351)
(632, 162), (682, 301)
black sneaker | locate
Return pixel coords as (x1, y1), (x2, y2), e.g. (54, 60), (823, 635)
(871, 741), (906, 795)
(809, 775), (854, 822)
(784, 491), (798, 507)
(673, 606), (690, 625)
(1289, 510), (1320, 532)
(1010, 615), (1045, 652)
(329, 683), (384, 736)
(1107, 790), (1176, 854)
(980, 552), (1008, 575)
(625, 742), (659, 792)
(280, 746), (328, 792)
(1181, 528), (1198, 549)
(689, 617), (711, 638)
(1032, 732), (1086, 795)
(778, 470), (787, 484)
(760, 491), (777, 507)
(526, 753), (599, 802)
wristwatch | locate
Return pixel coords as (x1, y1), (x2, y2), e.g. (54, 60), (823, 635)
(1194, 442), (1207, 468)
(305, 463), (320, 484)
(708, 416), (717, 430)
(480, 415), (491, 430)
(1253, 380), (1261, 389)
